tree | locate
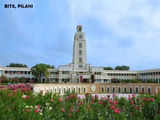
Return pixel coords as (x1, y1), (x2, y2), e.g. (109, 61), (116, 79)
(104, 67), (113, 70)
(6, 63), (28, 68)
(31, 64), (53, 83)
(115, 65), (130, 70)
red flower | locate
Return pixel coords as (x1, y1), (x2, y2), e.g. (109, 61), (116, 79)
(34, 109), (39, 113)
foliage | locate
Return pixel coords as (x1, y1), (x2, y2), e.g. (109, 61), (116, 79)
(31, 64), (53, 83)
(6, 63), (28, 68)
(0, 76), (30, 83)
(104, 67), (113, 70)
(0, 86), (160, 120)
(115, 65), (130, 70)
(119, 79), (142, 83)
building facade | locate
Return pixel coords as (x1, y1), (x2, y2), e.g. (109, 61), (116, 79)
(0, 25), (160, 83)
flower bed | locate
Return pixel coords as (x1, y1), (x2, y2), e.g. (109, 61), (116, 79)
(0, 86), (160, 120)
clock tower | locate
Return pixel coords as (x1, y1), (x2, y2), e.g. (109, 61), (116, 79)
(72, 25), (87, 68)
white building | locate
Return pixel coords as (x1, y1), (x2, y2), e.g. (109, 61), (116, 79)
(0, 25), (160, 83)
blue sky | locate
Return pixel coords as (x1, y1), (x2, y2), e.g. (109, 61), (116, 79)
(0, 0), (160, 70)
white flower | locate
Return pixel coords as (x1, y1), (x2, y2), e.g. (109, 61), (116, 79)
(46, 103), (50, 106)
(25, 105), (29, 108)
(22, 95), (27, 99)
(49, 107), (52, 110)
(40, 112), (43, 116)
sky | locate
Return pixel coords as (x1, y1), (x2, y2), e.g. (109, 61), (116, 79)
(0, 0), (160, 70)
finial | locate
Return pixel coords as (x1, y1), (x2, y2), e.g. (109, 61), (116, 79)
(76, 25), (82, 32)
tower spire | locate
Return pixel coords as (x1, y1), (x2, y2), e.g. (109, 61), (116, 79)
(72, 25), (87, 67)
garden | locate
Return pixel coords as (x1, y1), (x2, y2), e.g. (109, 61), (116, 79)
(0, 84), (160, 120)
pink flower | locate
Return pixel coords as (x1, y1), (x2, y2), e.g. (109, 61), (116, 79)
(132, 94), (136, 98)
(61, 108), (65, 112)
(70, 107), (73, 112)
(114, 108), (120, 114)
(112, 94), (116, 97)
(130, 100), (134, 105)
(58, 98), (62, 102)
(110, 105), (115, 110)
(151, 98), (155, 102)
(37, 104), (41, 109)
(95, 94), (98, 99)
(50, 98), (54, 102)
(91, 100), (94, 104)
(98, 100), (103, 104)
(22, 95), (30, 99)
(109, 99), (113, 104)
(113, 100), (118, 105)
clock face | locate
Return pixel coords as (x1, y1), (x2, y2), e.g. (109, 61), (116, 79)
(91, 85), (96, 92)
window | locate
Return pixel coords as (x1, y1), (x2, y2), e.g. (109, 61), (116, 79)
(79, 65), (83, 68)
(79, 50), (82, 55)
(136, 87), (138, 93)
(79, 34), (83, 39)
(112, 88), (115, 93)
(79, 57), (82, 63)
(107, 88), (110, 93)
(79, 43), (82, 48)
(148, 88), (151, 94)
(84, 88), (86, 93)
(124, 88), (127, 93)
(130, 88), (132, 93)
(142, 88), (144, 93)
(102, 88), (104, 92)
(118, 87), (121, 93)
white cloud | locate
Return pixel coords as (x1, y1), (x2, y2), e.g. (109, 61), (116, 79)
(67, 0), (160, 69)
